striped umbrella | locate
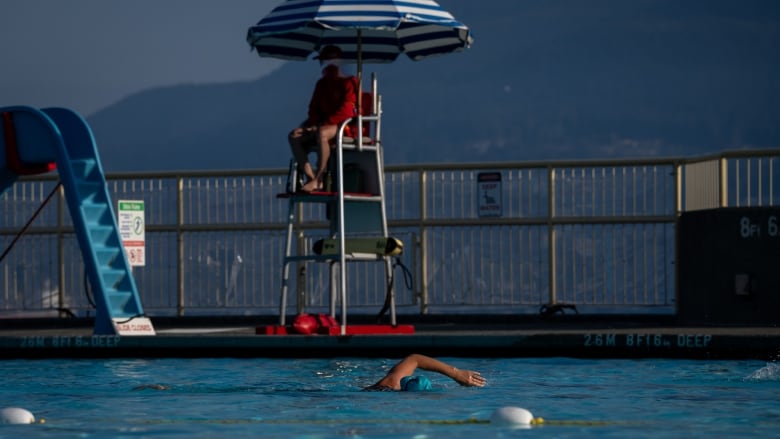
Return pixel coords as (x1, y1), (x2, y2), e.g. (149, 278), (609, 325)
(246, 0), (473, 88)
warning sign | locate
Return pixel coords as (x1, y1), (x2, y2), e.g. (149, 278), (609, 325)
(113, 317), (156, 335)
(118, 200), (145, 267)
(477, 172), (502, 217)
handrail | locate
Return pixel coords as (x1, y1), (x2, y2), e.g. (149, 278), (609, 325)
(2, 148), (778, 318)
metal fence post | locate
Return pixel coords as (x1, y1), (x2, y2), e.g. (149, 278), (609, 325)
(177, 176), (185, 316)
(719, 156), (728, 208)
(57, 184), (66, 315)
(419, 167), (428, 314)
(547, 165), (557, 305)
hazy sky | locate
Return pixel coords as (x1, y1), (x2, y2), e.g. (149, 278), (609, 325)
(0, 0), (283, 116)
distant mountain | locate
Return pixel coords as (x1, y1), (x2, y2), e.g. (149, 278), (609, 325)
(88, 0), (780, 172)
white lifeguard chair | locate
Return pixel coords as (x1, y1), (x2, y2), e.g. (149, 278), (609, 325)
(278, 75), (398, 335)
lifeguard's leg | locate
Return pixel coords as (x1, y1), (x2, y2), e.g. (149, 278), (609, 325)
(301, 125), (337, 192)
(288, 128), (316, 181)
(315, 125), (338, 176)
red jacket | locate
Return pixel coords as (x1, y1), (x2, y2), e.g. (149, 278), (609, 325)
(305, 65), (358, 127)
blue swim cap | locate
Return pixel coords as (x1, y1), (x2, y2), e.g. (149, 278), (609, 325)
(400, 375), (432, 391)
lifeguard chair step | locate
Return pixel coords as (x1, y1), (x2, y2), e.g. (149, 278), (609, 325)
(313, 237), (403, 256)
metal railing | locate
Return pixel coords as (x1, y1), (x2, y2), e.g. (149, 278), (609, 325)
(1, 149), (778, 318)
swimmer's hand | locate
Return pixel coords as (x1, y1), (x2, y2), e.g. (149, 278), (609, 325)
(452, 368), (486, 387)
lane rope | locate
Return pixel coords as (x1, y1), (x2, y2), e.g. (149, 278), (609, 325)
(133, 418), (631, 426)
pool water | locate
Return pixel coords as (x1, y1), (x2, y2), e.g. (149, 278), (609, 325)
(1, 357), (778, 438)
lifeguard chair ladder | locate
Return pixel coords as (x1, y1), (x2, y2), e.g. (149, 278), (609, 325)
(279, 75), (397, 335)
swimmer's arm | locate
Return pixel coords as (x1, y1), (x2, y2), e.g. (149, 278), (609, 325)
(366, 355), (422, 390)
(401, 354), (486, 387)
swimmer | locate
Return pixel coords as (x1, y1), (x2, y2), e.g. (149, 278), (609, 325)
(132, 384), (170, 391)
(364, 354), (486, 391)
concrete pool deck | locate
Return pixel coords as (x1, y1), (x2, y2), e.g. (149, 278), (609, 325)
(0, 316), (780, 361)
(1, 315), (778, 360)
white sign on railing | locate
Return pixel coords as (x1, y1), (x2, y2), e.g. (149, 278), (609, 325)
(478, 172), (502, 217)
(118, 200), (145, 266)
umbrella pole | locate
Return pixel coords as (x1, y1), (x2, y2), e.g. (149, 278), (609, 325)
(338, 29), (364, 335)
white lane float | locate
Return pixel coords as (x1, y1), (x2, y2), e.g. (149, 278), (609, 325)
(490, 406), (544, 427)
(0, 407), (37, 424)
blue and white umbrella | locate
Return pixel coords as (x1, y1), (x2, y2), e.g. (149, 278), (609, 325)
(246, 0), (473, 68)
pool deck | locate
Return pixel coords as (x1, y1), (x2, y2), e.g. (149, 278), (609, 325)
(1, 314), (778, 360)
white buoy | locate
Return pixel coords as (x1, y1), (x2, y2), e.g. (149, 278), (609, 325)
(0, 407), (36, 424)
(490, 406), (542, 427)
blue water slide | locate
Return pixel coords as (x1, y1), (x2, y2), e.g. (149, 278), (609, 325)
(0, 106), (151, 335)
(0, 106), (60, 194)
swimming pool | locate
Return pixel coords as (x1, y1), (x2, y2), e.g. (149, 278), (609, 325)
(2, 357), (778, 438)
